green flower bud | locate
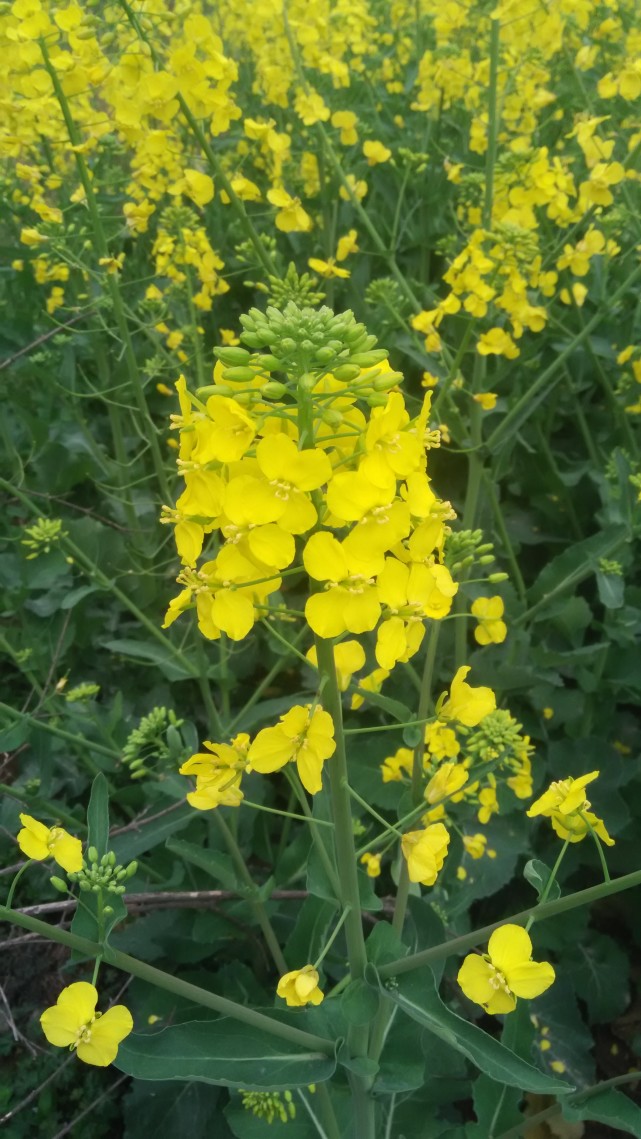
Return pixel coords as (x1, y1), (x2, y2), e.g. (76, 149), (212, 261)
(333, 364), (361, 382)
(213, 346), (251, 366)
(488, 572), (509, 582)
(257, 354), (281, 371)
(261, 381), (287, 398)
(366, 393), (390, 407)
(50, 876), (68, 893)
(87, 847), (98, 864)
(348, 350), (388, 367)
(221, 366), (257, 383)
(104, 905), (114, 916)
(239, 332), (263, 348)
(298, 373), (317, 392)
(478, 555), (495, 565)
(315, 346), (336, 364)
(373, 371), (403, 391)
(126, 861), (138, 878)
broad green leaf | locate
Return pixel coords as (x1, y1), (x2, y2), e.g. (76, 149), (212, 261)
(166, 837), (238, 891)
(528, 526), (627, 609)
(101, 638), (195, 681)
(226, 1099), (316, 1139)
(524, 858), (561, 903)
(366, 964), (573, 1095)
(87, 772), (109, 857)
(114, 1018), (336, 1090)
(340, 979), (379, 1026)
(123, 1079), (225, 1139)
(284, 895), (337, 965)
(562, 1087), (641, 1136)
(71, 772), (126, 951)
(596, 569), (625, 609)
(111, 803), (193, 864)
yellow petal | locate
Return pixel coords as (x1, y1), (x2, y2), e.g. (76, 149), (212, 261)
(488, 924), (533, 973)
(50, 831), (83, 873)
(507, 961), (555, 1000)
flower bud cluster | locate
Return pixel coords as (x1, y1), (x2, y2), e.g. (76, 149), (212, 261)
(68, 849), (137, 894)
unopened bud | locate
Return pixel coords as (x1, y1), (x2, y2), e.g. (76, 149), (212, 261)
(349, 350), (388, 368)
(333, 364), (361, 382)
(50, 876), (68, 893)
(104, 905), (114, 915)
(213, 346), (250, 366)
(87, 846), (98, 864)
(126, 861), (138, 878)
(315, 346), (335, 364)
(258, 354), (281, 371)
(366, 393), (389, 407)
(478, 555), (495, 565)
(488, 572), (509, 583)
(261, 381), (287, 398)
(221, 366), (256, 383)
(298, 373), (316, 392)
(373, 371), (403, 391)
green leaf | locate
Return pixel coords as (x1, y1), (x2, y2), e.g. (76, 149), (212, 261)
(524, 859), (561, 903)
(87, 772), (109, 858)
(284, 895), (337, 966)
(562, 1087), (641, 1136)
(123, 1079), (226, 1139)
(111, 803), (193, 864)
(114, 1018), (336, 1090)
(70, 773), (126, 951)
(226, 1097), (315, 1139)
(341, 979), (379, 1026)
(166, 838), (239, 891)
(101, 638), (195, 681)
(366, 964), (573, 1095)
(596, 570), (625, 609)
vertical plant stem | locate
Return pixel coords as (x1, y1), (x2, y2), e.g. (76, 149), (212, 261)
(314, 636), (374, 1139)
(214, 812), (288, 974)
(284, 769), (342, 898)
(39, 40), (171, 504)
(482, 472), (527, 602)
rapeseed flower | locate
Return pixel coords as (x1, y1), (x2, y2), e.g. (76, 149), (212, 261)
(457, 926), (555, 1015)
(40, 983), (133, 1066)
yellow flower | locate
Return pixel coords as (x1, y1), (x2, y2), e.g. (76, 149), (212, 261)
(336, 229), (359, 261)
(17, 814), (83, 873)
(180, 734), (250, 810)
(303, 532), (382, 638)
(40, 983), (133, 1066)
(424, 720), (460, 761)
(331, 110), (358, 145)
(440, 666), (496, 727)
(473, 392), (497, 410)
(401, 823), (450, 885)
(463, 833), (487, 860)
(477, 328), (520, 359)
(277, 966), (324, 1007)
(169, 169), (215, 207)
(266, 188), (313, 233)
(424, 762), (468, 805)
(308, 257), (350, 279)
(471, 596), (507, 645)
(360, 852), (382, 878)
(380, 746), (413, 783)
(248, 705), (335, 795)
(363, 139), (391, 165)
(457, 925), (555, 1015)
(306, 640), (366, 692)
(527, 771), (614, 845)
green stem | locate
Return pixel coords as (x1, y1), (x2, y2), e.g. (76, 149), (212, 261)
(315, 1083), (342, 1139)
(482, 472), (526, 602)
(487, 261), (641, 452)
(213, 812), (288, 974)
(494, 1071), (641, 1139)
(0, 904), (333, 1053)
(0, 702), (114, 767)
(5, 861), (32, 909)
(483, 19), (501, 229)
(314, 906), (351, 970)
(285, 769), (342, 898)
(243, 799), (333, 827)
(117, 0), (275, 279)
(525, 840), (568, 932)
(580, 814), (611, 883)
(379, 866), (641, 978)
(39, 40), (171, 504)
(0, 781), (86, 832)
(345, 784), (403, 839)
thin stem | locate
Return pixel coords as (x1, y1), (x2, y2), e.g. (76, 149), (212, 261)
(0, 903), (333, 1053)
(284, 769), (342, 897)
(379, 866), (641, 978)
(5, 861), (32, 910)
(580, 814), (611, 883)
(345, 784), (403, 839)
(314, 906), (351, 970)
(315, 1084), (342, 1139)
(214, 812), (288, 974)
(494, 1071), (641, 1139)
(243, 799), (334, 827)
(39, 40), (171, 504)
(526, 840), (569, 932)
